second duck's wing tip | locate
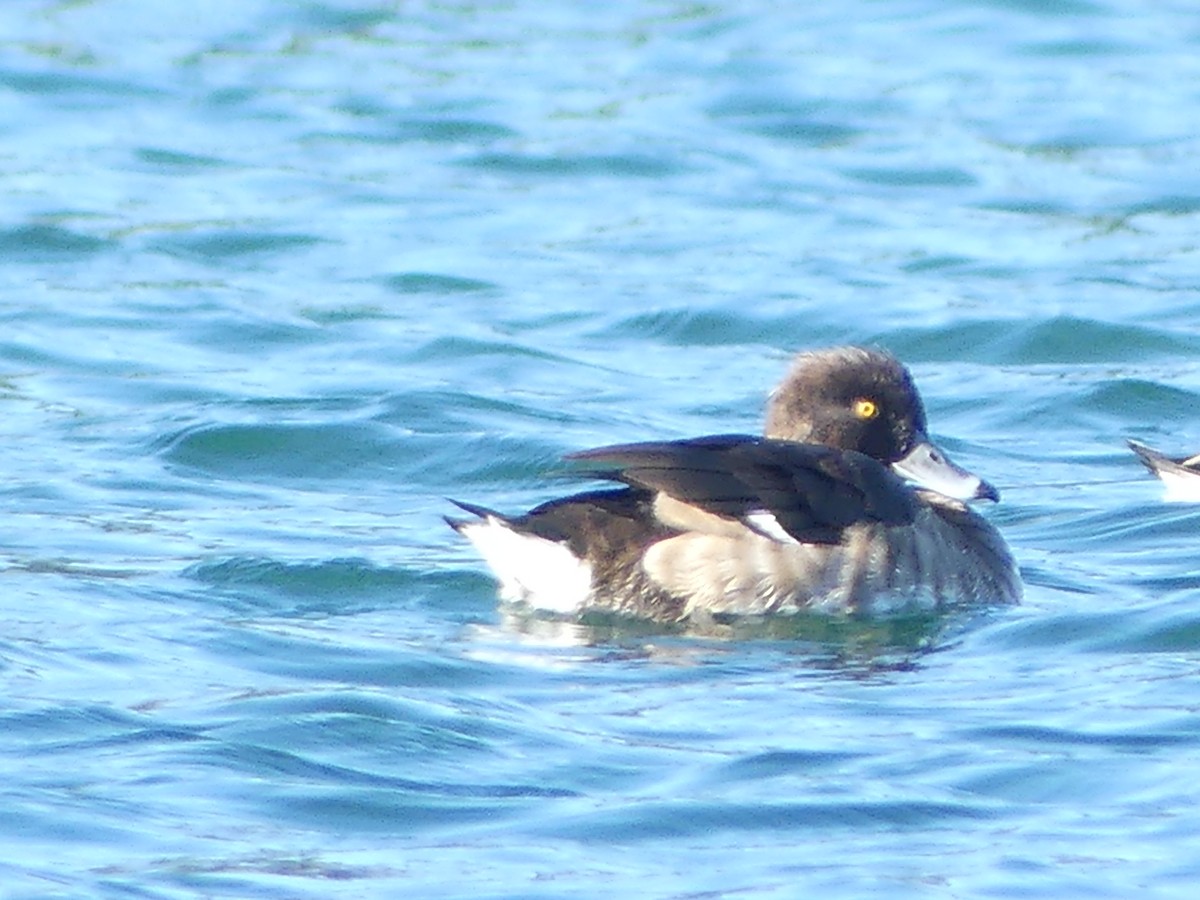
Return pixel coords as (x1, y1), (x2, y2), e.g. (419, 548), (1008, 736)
(1127, 440), (1173, 474)
(445, 498), (507, 532)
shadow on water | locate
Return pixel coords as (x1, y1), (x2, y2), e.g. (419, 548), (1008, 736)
(486, 602), (991, 678)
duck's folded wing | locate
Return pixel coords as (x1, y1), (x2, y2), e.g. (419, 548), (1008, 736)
(569, 434), (917, 544)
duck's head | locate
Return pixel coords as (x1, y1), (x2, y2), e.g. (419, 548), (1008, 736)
(765, 346), (998, 502)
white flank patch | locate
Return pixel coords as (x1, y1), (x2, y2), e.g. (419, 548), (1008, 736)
(459, 516), (592, 614)
(744, 510), (801, 545)
(1156, 469), (1200, 503)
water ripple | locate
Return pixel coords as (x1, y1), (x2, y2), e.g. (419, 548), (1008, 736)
(0, 224), (110, 263)
(460, 152), (686, 178)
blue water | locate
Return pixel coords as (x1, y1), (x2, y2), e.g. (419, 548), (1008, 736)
(4, 0), (1200, 896)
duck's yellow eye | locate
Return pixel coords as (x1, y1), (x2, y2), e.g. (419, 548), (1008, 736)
(853, 398), (879, 420)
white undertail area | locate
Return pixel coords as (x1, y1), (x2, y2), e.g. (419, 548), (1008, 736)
(457, 515), (593, 614)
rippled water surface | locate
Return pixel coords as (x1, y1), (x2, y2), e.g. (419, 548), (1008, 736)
(5, 0), (1200, 896)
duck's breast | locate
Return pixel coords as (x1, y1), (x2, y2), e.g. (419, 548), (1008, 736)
(640, 500), (1019, 616)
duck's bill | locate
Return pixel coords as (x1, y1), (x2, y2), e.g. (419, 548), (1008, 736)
(891, 441), (999, 502)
